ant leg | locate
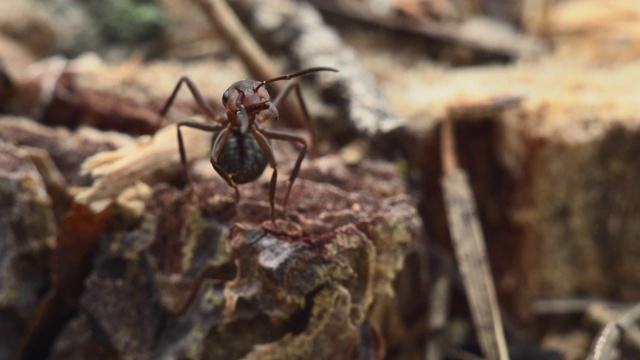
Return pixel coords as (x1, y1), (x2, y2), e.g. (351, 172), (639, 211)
(211, 164), (240, 202)
(156, 77), (224, 129)
(261, 129), (307, 216)
(271, 80), (317, 154)
(209, 128), (240, 202)
(250, 129), (279, 222)
(177, 120), (226, 193)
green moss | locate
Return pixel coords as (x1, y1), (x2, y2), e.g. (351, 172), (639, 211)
(85, 0), (166, 44)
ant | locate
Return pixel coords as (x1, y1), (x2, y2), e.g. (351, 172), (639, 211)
(156, 67), (338, 222)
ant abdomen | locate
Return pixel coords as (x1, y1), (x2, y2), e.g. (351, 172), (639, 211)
(216, 131), (269, 184)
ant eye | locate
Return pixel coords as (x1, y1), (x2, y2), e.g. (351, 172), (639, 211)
(222, 90), (229, 103)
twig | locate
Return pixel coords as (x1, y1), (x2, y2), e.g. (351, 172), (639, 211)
(439, 117), (510, 360)
(425, 271), (451, 360)
(191, 0), (276, 82)
(448, 96), (523, 121)
(587, 302), (640, 358)
(440, 117), (458, 174)
(532, 298), (606, 314)
(532, 298), (640, 357)
(588, 323), (622, 360)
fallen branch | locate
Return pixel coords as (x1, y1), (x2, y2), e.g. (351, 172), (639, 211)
(439, 117), (509, 360)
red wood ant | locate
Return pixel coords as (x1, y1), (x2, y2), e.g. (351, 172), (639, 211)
(156, 67), (338, 221)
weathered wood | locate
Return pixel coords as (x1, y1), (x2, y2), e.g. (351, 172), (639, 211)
(417, 59), (640, 325)
(0, 140), (55, 360)
(49, 153), (422, 359)
(75, 122), (210, 209)
(12, 55), (243, 136)
(0, 116), (131, 185)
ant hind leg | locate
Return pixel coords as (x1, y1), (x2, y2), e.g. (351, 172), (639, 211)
(249, 129), (279, 223)
(261, 129), (307, 219)
(212, 163), (240, 203)
(177, 120), (226, 200)
(271, 80), (317, 154)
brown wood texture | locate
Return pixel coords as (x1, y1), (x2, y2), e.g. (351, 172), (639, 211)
(2, 0), (640, 359)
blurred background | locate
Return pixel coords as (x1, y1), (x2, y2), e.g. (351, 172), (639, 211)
(2, 0), (640, 359)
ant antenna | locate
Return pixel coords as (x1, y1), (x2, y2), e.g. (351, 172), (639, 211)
(255, 67), (338, 91)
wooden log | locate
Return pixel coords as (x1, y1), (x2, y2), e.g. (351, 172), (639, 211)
(47, 153), (423, 359)
(417, 59), (640, 323)
(0, 141), (55, 360)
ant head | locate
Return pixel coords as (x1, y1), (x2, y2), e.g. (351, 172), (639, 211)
(223, 79), (276, 133)
(222, 67), (339, 115)
(222, 80), (272, 115)
(222, 67), (338, 132)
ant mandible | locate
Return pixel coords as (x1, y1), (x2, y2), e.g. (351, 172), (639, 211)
(156, 67), (338, 222)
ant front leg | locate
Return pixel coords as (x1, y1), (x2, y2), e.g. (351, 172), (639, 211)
(261, 128), (307, 217)
(271, 80), (317, 154)
(177, 120), (226, 195)
(156, 77), (223, 129)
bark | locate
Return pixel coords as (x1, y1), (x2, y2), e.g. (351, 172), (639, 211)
(0, 141), (55, 360)
(46, 154), (422, 359)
